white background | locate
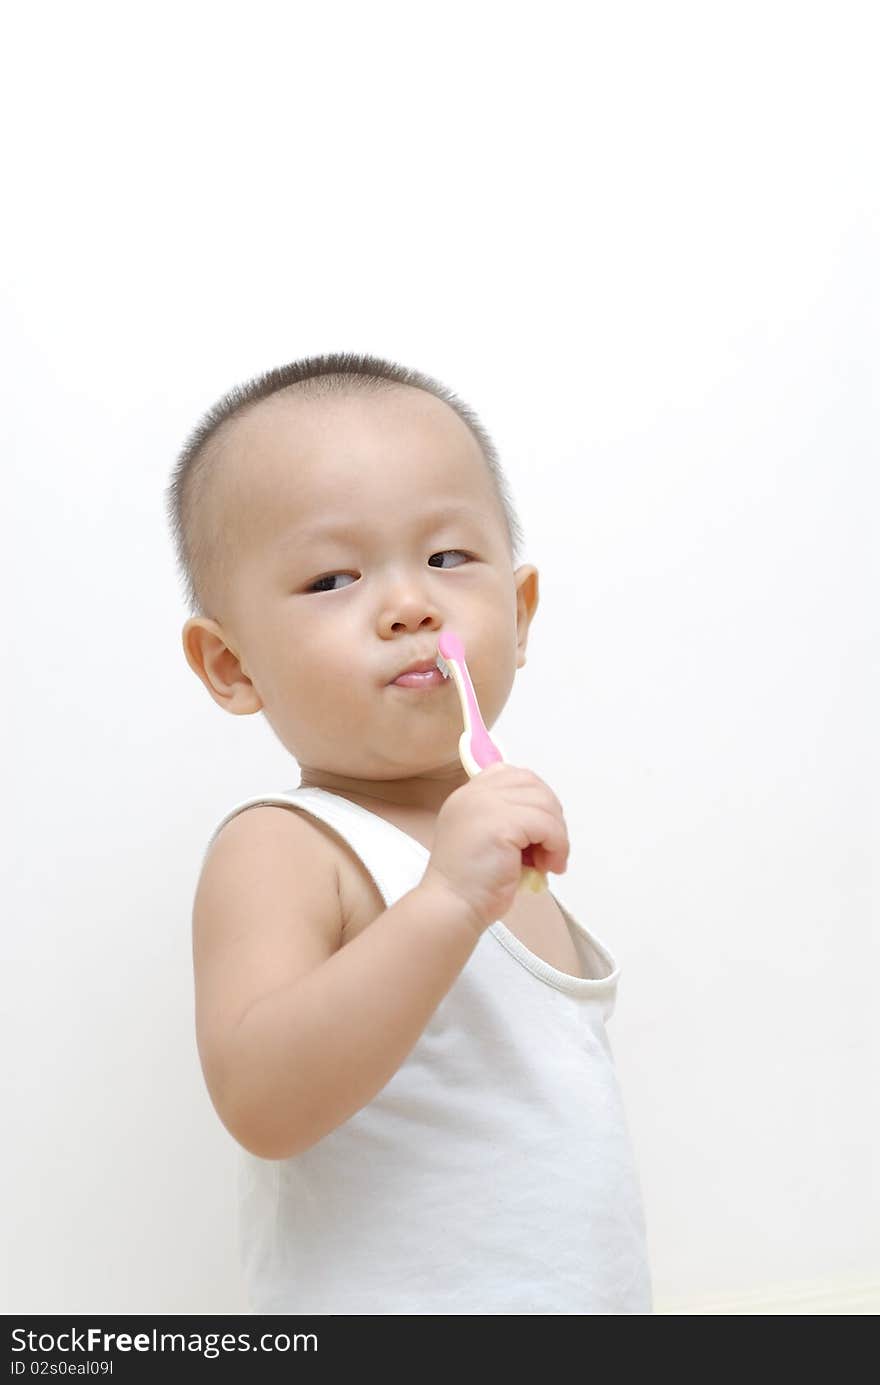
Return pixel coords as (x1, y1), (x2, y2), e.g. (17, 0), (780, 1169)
(1, 0), (876, 1313)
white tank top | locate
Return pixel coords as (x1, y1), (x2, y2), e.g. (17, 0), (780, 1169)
(203, 785), (653, 1315)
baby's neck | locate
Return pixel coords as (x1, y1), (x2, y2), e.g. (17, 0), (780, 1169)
(304, 782), (439, 855)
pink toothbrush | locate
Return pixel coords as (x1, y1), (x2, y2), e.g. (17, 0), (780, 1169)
(435, 630), (547, 894)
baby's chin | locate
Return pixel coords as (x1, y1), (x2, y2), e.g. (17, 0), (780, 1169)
(310, 752), (469, 785)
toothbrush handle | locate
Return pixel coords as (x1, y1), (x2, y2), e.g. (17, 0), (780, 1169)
(519, 863), (546, 893)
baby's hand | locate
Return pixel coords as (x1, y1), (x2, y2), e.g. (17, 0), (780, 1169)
(422, 764), (569, 935)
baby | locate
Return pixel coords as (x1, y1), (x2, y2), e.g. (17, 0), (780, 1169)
(167, 352), (653, 1315)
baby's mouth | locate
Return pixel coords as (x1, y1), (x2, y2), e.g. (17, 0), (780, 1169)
(387, 652), (443, 685)
(390, 666), (446, 689)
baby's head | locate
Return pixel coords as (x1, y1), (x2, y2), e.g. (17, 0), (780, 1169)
(166, 352), (539, 802)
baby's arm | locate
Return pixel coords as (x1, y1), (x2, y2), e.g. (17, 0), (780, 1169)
(193, 806), (478, 1160)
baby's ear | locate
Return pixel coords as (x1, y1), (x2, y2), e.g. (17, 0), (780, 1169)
(514, 564), (539, 660)
(181, 617), (263, 716)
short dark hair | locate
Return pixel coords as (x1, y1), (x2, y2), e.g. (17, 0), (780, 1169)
(164, 350), (526, 618)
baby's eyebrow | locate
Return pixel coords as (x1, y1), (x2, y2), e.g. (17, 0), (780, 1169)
(276, 502), (480, 548)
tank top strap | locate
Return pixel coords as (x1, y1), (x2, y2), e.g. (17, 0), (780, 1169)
(204, 784), (429, 910)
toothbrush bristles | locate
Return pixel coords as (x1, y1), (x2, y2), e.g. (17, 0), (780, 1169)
(435, 651), (451, 679)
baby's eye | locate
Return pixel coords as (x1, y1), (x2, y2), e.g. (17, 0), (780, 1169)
(428, 549), (471, 569)
(307, 572), (357, 594)
(305, 550), (471, 594)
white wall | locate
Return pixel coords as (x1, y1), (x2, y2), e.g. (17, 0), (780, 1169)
(2, 0), (876, 1314)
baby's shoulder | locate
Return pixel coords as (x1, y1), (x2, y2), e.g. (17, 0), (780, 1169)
(196, 803), (346, 972)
